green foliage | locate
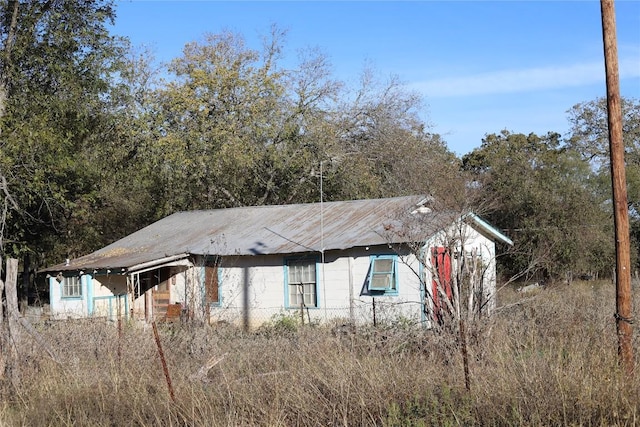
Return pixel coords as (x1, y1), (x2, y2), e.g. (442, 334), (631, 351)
(566, 97), (640, 171)
(567, 97), (640, 269)
(258, 311), (302, 336)
(0, 0), (129, 264)
(463, 98), (639, 279)
(146, 29), (327, 212)
(2, 11), (463, 273)
(463, 130), (613, 279)
(143, 29), (462, 215)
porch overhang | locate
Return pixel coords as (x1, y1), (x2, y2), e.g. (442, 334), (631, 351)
(126, 253), (191, 275)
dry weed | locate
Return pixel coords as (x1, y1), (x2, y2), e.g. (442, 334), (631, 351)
(0, 281), (637, 426)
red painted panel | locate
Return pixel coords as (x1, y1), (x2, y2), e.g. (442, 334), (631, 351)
(431, 247), (452, 323)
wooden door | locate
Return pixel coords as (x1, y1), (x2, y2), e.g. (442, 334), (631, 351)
(431, 247), (452, 323)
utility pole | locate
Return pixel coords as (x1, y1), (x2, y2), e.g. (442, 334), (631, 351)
(600, 0), (634, 375)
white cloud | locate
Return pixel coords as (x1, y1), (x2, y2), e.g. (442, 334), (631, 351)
(412, 57), (640, 98)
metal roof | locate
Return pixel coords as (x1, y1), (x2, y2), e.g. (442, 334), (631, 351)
(465, 213), (514, 246)
(45, 195), (434, 272)
(43, 195), (512, 273)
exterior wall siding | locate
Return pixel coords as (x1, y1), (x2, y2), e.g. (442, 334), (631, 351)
(47, 224), (502, 326)
(423, 223), (499, 318)
(207, 245), (425, 328)
(49, 274), (92, 319)
(92, 275), (128, 319)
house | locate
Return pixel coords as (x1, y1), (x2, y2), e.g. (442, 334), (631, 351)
(42, 195), (513, 327)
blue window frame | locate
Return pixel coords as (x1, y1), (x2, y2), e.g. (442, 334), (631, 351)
(61, 276), (82, 299)
(368, 254), (398, 295)
(285, 257), (318, 308)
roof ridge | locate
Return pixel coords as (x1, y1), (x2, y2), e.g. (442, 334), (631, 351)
(170, 195), (425, 215)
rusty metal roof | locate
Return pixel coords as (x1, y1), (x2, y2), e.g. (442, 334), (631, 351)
(43, 195), (464, 273)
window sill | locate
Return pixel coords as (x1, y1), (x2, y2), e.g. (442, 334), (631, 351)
(369, 290), (399, 297)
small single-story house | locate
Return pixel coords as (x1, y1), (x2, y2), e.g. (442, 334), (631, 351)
(42, 195), (512, 327)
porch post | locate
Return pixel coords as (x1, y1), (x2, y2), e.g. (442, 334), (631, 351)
(84, 274), (93, 316)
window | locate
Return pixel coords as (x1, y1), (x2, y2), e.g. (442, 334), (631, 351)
(286, 258), (317, 308)
(62, 276), (82, 298)
(368, 255), (398, 294)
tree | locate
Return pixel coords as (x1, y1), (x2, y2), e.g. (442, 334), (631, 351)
(567, 97), (640, 269)
(146, 29), (458, 215)
(0, 11), (458, 280)
(0, 0), (128, 269)
(80, 46), (166, 247)
(146, 29), (335, 212)
(463, 131), (613, 280)
(327, 68), (465, 206)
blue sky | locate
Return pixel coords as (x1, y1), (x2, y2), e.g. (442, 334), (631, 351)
(111, 0), (640, 156)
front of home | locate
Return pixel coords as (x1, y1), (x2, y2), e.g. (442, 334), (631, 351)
(43, 196), (512, 327)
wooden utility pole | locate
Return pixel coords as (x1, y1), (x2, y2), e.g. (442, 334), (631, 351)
(600, 0), (634, 375)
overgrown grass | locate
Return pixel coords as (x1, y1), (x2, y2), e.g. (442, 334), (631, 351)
(1, 281), (638, 426)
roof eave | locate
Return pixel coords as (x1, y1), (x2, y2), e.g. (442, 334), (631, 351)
(127, 253), (191, 274)
(464, 213), (514, 246)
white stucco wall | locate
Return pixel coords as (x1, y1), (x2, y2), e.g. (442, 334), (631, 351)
(49, 273), (92, 319)
(207, 245), (426, 328)
(48, 223), (503, 325)
(49, 266), (193, 321)
(423, 221), (500, 316)
(92, 274), (128, 319)
(49, 273), (129, 320)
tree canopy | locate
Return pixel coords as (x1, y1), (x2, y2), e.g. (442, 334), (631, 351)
(145, 30), (463, 214)
(567, 97), (640, 217)
(0, 0), (128, 265)
(463, 130), (615, 280)
(0, 16), (464, 271)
